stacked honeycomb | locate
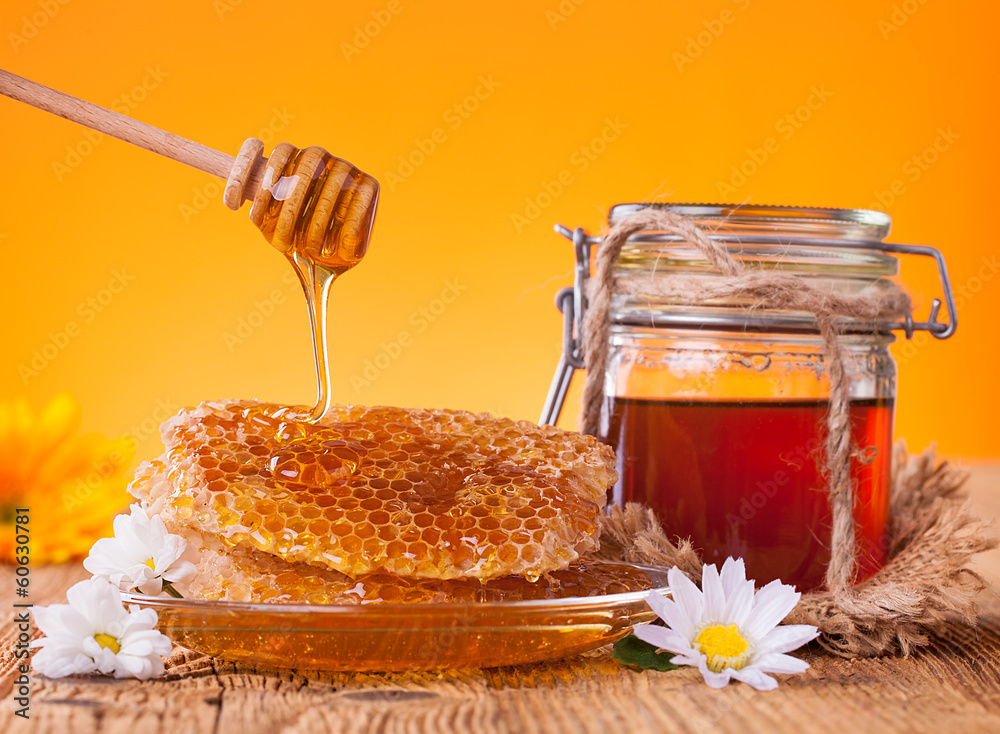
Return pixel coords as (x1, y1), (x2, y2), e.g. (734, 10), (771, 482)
(188, 545), (651, 604)
(131, 400), (619, 583)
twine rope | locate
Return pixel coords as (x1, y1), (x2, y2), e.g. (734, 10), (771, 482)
(579, 207), (913, 593)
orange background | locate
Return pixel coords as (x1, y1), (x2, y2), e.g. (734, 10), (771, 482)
(1, 0), (997, 464)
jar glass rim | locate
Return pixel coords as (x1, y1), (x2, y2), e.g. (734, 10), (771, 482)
(605, 202), (899, 278)
(608, 203), (892, 242)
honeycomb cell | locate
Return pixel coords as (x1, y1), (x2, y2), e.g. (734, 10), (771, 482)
(187, 545), (652, 605)
(128, 399), (617, 581)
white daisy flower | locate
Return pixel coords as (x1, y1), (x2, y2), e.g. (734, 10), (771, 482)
(30, 577), (172, 680)
(84, 504), (195, 596)
(634, 557), (819, 690)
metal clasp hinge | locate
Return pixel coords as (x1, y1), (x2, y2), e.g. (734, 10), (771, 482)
(539, 225), (592, 426)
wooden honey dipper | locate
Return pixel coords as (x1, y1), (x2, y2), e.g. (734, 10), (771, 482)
(0, 68), (380, 273)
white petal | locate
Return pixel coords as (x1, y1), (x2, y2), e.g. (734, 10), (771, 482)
(121, 627), (171, 654)
(125, 607), (160, 630)
(743, 580), (800, 640)
(85, 643), (121, 675)
(700, 562), (725, 622)
(151, 540), (183, 571)
(756, 624), (820, 656)
(31, 645), (96, 678)
(32, 604), (94, 640)
(731, 666), (779, 691)
(104, 619), (127, 639)
(67, 578), (124, 625)
(146, 509), (168, 533)
(719, 557), (755, 625)
(645, 592), (697, 639)
(667, 567), (704, 631)
(117, 563), (155, 589)
(697, 657), (733, 688)
(163, 559), (196, 584)
(92, 599), (129, 633)
(137, 576), (165, 595)
(669, 653), (704, 668)
(83, 538), (121, 575)
(633, 625), (694, 656)
(719, 557), (746, 588)
(111, 513), (151, 559)
(38, 599), (108, 643)
(120, 629), (172, 658)
(753, 652), (811, 675)
(114, 652), (164, 680)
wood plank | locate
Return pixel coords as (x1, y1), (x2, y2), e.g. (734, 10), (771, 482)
(3, 464), (999, 734)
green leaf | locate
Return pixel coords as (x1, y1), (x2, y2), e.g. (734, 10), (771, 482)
(612, 633), (679, 671)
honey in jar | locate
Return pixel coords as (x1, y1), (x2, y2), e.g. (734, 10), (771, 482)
(604, 395), (894, 591)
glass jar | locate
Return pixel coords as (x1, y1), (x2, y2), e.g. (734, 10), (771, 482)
(543, 203), (956, 592)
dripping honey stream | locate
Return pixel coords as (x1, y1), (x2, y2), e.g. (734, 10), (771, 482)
(246, 142), (380, 422)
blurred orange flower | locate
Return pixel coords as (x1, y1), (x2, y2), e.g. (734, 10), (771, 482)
(1, 393), (134, 564)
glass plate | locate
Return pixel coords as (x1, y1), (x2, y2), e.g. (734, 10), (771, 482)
(121, 563), (669, 672)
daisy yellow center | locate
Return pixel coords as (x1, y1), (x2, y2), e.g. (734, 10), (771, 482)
(144, 558), (156, 570)
(694, 624), (750, 673)
(93, 633), (121, 654)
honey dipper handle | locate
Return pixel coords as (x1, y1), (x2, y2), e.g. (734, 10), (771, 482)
(0, 67), (235, 179)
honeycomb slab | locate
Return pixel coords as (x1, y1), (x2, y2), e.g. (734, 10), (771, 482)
(130, 400), (617, 581)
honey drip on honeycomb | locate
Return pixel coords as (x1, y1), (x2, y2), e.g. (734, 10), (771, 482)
(248, 142), (379, 422)
(188, 545), (651, 605)
(130, 399), (617, 582)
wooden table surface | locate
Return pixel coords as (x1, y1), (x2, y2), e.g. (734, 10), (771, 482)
(3, 464), (999, 734)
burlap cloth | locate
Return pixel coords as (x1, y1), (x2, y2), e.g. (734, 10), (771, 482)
(590, 443), (996, 657)
(578, 207), (997, 657)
